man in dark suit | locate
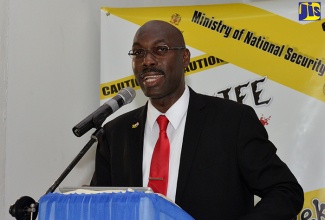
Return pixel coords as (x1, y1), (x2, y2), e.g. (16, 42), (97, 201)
(91, 20), (304, 219)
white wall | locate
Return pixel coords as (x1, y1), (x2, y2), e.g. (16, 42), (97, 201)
(1, 0), (258, 219)
(1, 0), (9, 219)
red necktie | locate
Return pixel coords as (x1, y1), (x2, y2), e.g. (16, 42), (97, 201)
(148, 115), (170, 195)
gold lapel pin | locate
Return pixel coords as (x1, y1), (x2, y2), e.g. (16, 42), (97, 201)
(132, 122), (139, 128)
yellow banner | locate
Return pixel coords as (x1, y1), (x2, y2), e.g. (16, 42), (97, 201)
(102, 4), (325, 102)
(299, 188), (325, 220)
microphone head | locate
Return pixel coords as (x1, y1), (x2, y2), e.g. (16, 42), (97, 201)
(118, 87), (136, 104)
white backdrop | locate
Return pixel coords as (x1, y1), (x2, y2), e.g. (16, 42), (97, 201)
(1, 0), (250, 219)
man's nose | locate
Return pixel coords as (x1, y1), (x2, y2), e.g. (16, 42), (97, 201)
(142, 51), (158, 66)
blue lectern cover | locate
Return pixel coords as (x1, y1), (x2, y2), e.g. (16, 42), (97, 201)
(38, 191), (194, 220)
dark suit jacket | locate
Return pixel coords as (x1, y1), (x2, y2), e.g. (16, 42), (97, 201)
(91, 88), (304, 220)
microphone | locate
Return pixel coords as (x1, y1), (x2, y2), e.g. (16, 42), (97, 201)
(72, 87), (136, 137)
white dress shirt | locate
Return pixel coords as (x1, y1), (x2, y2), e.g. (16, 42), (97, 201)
(142, 86), (190, 202)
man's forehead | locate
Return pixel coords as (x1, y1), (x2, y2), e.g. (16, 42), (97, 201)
(133, 30), (171, 46)
(132, 38), (168, 48)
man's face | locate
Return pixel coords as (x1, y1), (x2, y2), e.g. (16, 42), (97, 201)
(131, 23), (190, 101)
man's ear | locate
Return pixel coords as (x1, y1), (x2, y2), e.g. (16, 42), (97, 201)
(183, 48), (191, 68)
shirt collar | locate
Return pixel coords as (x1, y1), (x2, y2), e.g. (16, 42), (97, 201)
(147, 85), (190, 130)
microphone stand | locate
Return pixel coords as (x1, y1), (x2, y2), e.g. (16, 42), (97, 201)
(9, 127), (104, 220)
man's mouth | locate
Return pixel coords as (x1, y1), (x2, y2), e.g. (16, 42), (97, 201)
(142, 74), (164, 87)
(144, 75), (163, 82)
(140, 68), (165, 87)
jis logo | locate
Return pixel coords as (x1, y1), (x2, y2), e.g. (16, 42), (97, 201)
(299, 2), (321, 21)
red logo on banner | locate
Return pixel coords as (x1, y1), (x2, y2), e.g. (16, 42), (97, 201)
(260, 115), (271, 126)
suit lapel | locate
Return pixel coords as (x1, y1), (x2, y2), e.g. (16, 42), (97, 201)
(175, 88), (208, 203)
(126, 104), (147, 186)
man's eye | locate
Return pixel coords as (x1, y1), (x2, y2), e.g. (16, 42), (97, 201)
(134, 50), (144, 55)
(156, 46), (169, 52)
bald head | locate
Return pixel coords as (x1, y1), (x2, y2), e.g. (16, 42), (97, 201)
(133, 20), (186, 48)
